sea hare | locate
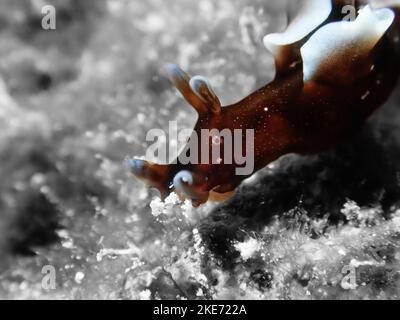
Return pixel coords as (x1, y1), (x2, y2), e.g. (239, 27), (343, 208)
(128, 0), (400, 206)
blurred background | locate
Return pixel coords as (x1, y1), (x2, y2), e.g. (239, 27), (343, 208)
(0, 0), (399, 300)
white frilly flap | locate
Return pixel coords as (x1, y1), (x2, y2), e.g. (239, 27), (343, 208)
(301, 5), (395, 85)
(263, 0), (332, 75)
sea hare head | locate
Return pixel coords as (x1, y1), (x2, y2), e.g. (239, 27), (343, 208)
(127, 158), (211, 205)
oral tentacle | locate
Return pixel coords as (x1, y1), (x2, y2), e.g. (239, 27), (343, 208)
(125, 158), (146, 178)
(173, 170), (209, 201)
(126, 158), (171, 199)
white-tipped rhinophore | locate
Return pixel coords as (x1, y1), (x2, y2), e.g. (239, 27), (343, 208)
(189, 76), (221, 114)
(173, 170), (209, 201)
(165, 64), (221, 115)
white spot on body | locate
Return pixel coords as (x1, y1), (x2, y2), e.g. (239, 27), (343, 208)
(361, 91), (370, 100)
(212, 135), (221, 145)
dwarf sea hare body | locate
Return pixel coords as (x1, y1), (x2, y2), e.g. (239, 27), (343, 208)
(128, 0), (400, 206)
